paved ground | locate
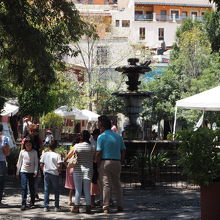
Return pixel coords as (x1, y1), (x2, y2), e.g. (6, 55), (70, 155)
(0, 176), (201, 220)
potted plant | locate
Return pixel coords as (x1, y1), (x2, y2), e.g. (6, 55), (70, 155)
(131, 148), (169, 188)
(176, 127), (220, 220)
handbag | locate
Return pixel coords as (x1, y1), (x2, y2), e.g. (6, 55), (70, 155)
(67, 146), (78, 168)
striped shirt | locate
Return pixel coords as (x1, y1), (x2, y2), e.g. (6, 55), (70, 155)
(73, 142), (94, 180)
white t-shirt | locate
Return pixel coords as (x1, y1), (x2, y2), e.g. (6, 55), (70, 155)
(16, 149), (38, 175)
(40, 151), (62, 176)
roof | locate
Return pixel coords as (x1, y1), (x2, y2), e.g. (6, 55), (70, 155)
(135, 0), (213, 7)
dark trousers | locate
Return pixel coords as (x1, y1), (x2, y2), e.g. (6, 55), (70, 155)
(20, 172), (35, 205)
(44, 172), (60, 208)
(0, 161), (7, 202)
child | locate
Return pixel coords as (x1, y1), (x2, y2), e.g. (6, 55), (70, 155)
(44, 130), (54, 146)
(40, 140), (62, 212)
(16, 137), (38, 211)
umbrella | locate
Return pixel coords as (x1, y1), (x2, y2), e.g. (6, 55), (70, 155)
(54, 106), (81, 119)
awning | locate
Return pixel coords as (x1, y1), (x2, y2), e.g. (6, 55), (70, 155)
(0, 102), (19, 117)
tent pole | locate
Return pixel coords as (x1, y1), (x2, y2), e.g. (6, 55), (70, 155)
(172, 106), (178, 139)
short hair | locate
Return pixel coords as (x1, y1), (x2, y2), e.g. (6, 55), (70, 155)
(0, 124), (3, 132)
(98, 115), (111, 130)
(91, 128), (100, 136)
(81, 130), (90, 143)
(23, 136), (33, 149)
(48, 139), (57, 150)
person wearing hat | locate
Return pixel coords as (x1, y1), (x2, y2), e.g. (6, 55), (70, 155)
(44, 130), (54, 146)
(22, 117), (32, 138)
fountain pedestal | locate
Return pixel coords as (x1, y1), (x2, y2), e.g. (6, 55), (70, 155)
(113, 58), (153, 140)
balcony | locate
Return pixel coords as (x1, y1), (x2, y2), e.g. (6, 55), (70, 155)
(135, 13), (203, 23)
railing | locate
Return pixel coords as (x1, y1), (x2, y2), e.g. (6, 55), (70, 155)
(135, 14), (153, 21)
(135, 13), (203, 23)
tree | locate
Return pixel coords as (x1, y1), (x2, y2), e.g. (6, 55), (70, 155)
(141, 17), (217, 132)
(203, 11), (220, 52)
(0, 0), (85, 116)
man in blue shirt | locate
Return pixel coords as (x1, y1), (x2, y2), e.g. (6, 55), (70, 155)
(96, 115), (126, 214)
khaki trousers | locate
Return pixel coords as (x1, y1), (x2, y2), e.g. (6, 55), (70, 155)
(99, 160), (123, 209)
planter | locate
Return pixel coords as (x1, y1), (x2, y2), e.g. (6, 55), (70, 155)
(200, 181), (220, 220)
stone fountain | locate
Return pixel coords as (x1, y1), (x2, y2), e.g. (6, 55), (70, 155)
(113, 58), (153, 140)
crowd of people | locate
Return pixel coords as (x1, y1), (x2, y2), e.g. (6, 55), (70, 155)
(0, 115), (126, 214)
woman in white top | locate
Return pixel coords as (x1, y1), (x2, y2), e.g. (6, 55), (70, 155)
(66, 130), (94, 214)
(16, 137), (38, 211)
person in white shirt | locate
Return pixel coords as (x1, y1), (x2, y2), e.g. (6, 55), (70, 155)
(40, 140), (62, 212)
(16, 137), (38, 211)
(0, 124), (10, 205)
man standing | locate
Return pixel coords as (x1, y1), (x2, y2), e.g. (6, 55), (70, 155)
(96, 115), (126, 214)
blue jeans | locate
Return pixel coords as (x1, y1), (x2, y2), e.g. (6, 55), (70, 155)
(20, 172), (35, 205)
(44, 172), (60, 208)
(73, 173), (91, 206)
(0, 161), (7, 202)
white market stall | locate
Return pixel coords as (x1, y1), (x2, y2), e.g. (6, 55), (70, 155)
(0, 102), (19, 117)
(173, 86), (220, 135)
(80, 110), (99, 122)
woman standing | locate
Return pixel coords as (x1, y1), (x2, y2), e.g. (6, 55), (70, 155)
(66, 130), (94, 214)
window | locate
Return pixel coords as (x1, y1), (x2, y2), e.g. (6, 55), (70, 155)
(191, 11), (198, 17)
(171, 9), (179, 19)
(96, 46), (109, 65)
(88, 0), (93, 4)
(139, 27), (145, 40)
(122, 20), (130, 27)
(201, 11), (205, 16)
(115, 20), (120, 27)
(158, 28), (164, 41)
(135, 10), (143, 20)
(182, 11), (187, 17)
(160, 10), (167, 20)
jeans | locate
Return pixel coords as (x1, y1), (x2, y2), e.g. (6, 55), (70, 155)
(73, 173), (91, 206)
(44, 172), (60, 208)
(0, 161), (7, 202)
(20, 172), (35, 205)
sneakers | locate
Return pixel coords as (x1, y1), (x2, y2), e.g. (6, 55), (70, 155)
(103, 207), (109, 214)
(86, 205), (91, 214)
(71, 205), (79, 213)
(20, 204), (26, 211)
(117, 206), (124, 212)
(44, 207), (49, 212)
(54, 207), (60, 212)
(29, 202), (35, 208)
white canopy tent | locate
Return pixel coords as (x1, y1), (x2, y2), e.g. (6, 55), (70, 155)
(173, 86), (220, 135)
(80, 110), (99, 121)
(54, 105), (85, 120)
(0, 102), (19, 117)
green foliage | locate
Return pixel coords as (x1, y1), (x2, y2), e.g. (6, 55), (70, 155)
(203, 11), (220, 52)
(0, 0), (86, 114)
(44, 145), (68, 158)
(131, 151), (170, 173)
(176, 128), (220, 186)
(40, 112), (64, 129)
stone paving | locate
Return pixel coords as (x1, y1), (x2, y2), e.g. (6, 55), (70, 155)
(0, 176), (201, 220)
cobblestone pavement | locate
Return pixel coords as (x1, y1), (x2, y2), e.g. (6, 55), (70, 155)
(0, 176), (201, 220)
